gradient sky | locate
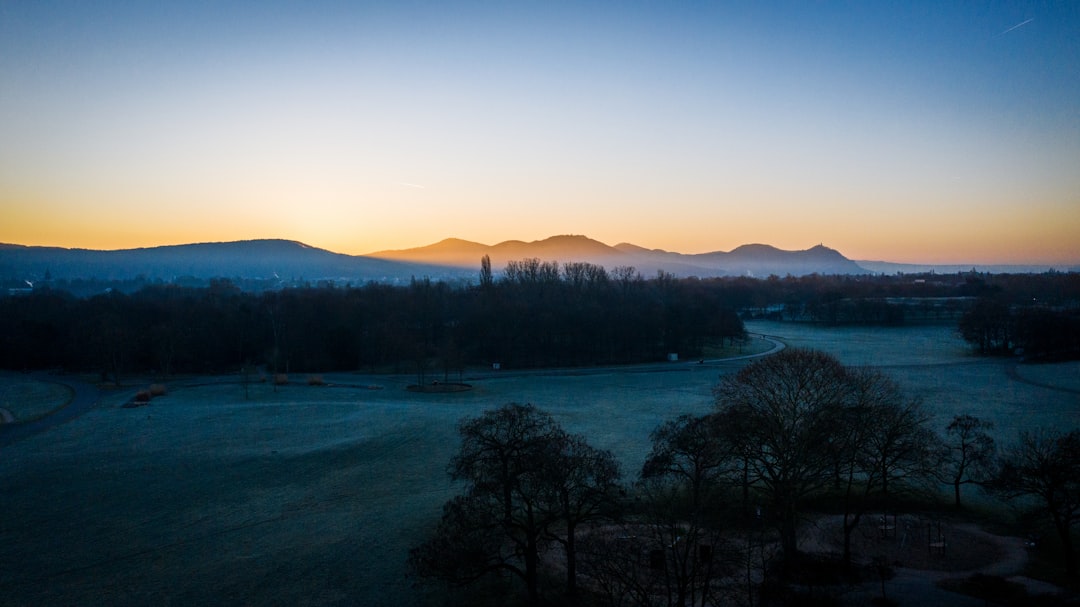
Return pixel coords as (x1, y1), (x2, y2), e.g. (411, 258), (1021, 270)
(2, 2), (1078, 264)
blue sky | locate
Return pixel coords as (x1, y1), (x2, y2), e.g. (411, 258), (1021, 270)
(2, 1), (1078, 263)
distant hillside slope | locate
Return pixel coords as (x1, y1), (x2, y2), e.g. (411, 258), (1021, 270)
(1, 236), (873, 285)
(691, 243), (868, 277)
(856, 260), (1079, 274)
(369, 235), (868, 277)
(0, 240), (455, 283)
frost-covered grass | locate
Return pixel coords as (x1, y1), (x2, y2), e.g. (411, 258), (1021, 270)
(0, 326), (1076, 606)
(0, 372), (73, 421)
(1014, 360), (1080, 392)
(701, 335), (775, 359)
(0, 366), (722, 606)
(745, 319), (971, 366)
(746, 320), (1080, 441)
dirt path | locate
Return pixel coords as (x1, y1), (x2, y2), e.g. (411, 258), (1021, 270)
(450, 333), (786, 382)
(0, 373), (102, 448)
(1005, 360), (1080, 395)
(801, 515), (1071, 606)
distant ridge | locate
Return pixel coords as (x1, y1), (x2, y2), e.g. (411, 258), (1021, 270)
(368, 235), (868, 277)
(0, 236), (869, 284)
(10, 236), (1065, 287)
(0, 239), (453, 284)
(855, 259), (1078, 275)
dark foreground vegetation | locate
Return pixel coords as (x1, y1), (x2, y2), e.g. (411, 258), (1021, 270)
(3, 259), (1079, 379)
(0, 259), (745, 377)
(410, 349), (1080, 606)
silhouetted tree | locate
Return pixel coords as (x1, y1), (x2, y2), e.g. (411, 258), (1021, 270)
(479, 254), (494, 289)
(834, 368), (935, 563)
(939, 414), (997, 508)
(993, 430), (1080, 580)
(1013, 307), (1080, 361)
(412, 404), (622, 604)
(545, 432), (622, 597)
(958, 298), (1014, 355)
(638, 413), (738, 606)
(714, 349), (851, 559)
(641, 414), (731, 511)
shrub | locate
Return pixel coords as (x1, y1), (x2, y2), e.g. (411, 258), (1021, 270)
(274, 374), (288, 385)
(134, 390), (151, 403)
(306, 374), (325, 386)
(149, 383), (167, 397)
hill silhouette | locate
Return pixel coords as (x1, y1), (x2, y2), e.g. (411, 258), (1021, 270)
(0, 240), (445, 284)
(2, 235), (871, 284)
(368, 235), (867, 277)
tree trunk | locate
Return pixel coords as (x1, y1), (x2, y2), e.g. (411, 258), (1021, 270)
(566, 521), (577, 596)
(842, 510), (862, 565)
(525, 531), (539, 606)
(780, 509), (799, 559)
(742, 458), (750, 515)
(1055, 516), (1077, 580)
(953, 479), (962, 508)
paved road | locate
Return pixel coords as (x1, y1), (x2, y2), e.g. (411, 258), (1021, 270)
(0, 373), (102, 448)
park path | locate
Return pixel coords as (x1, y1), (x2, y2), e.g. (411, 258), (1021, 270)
(454, 333), (786, 382)
(0, 373), (102, 448)
(0, 334), (785, 444)
(1005, 360), (1080, 395)
(801, 517), (1071, 606)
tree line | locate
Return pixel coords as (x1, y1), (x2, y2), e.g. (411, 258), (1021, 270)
(411, 349), (1080, 606)
(0, 260), (744, 378)
(958, 297), (1080, 360)
(3, 260), (1077, 377)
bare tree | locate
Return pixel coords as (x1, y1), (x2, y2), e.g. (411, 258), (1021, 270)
(545, 433), (622, 597)
(408, 493), (515, 589)
(714, 349), (850, 558)
(641, 414), (732, 511)
(411, 404), (623, 604)
(993, 429), (1080, 580)
(834, 368), (935, 564)
(940, 414), (997, 508)
(635, 413), (739, 607)
(444, 404), (563, 604)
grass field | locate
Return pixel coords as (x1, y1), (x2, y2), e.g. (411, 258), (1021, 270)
(0, 372), (73, 422)
(0, 325), (1077, 605)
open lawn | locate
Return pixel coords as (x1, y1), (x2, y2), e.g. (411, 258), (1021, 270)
(0, 324), (1077, 605)
(0, 372), (73, 422)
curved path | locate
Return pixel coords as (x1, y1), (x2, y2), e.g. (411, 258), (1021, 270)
(0, 373), (102, 448)
(0, 335), (784, 444)
(457, 333), (786, 382)
(1005, 360), (1080, 395)
(801, 516), (1071, 606)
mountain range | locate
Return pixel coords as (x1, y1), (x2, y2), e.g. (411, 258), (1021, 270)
(367, 235), (866, 277)
(1, 235), (1072, 286)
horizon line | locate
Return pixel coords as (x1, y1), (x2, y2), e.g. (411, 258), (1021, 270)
(2, 235), (1077, 269)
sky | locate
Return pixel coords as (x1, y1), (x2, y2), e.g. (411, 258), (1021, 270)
(1, 1), (1078, 265)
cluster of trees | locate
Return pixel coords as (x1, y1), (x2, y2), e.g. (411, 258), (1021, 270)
(4, 257), (1077, 377)
(0, 261), (745, 378)
(409, 404), (622, 605)
(958, 297), (1080, 360)
(742, 271), (1080, 325)
(411, 350), (1080, 606)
